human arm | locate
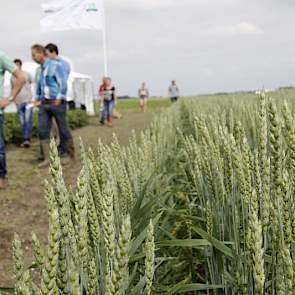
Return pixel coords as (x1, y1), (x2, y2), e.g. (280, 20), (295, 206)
(33, 82), (42, 106)
(55, 63), (68, 99)
(99, 85), (104, 98)
(0, 63), (26, 109)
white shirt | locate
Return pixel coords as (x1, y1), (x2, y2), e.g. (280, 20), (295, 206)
(169, 85), (179, 97)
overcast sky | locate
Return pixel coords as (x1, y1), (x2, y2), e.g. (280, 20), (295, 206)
(1, 0), (295, 96)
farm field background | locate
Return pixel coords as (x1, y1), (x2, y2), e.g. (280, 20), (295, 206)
(1, 89), (295, 294)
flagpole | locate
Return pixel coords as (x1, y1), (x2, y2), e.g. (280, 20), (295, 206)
(102, 0), (108, 77)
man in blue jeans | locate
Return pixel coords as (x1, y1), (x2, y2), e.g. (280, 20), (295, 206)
(32, 44), (75, 168)
(45, 43), (72, 155)
(0, 51), (26, 188)
(11, 59), (33, 148)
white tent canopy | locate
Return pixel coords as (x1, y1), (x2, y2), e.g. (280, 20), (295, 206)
(4, 59), (95, 115)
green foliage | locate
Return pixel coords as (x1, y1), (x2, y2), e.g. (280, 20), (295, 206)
(3, 109), (88, 144)
(94, 98), (171, 115)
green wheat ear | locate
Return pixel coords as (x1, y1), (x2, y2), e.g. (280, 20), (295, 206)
(145, 220), (155, 295)
(32, 232), (45, 268)
(41, 209), (60, 294)
(12, 233), (25, 288)
(112, 215), (132, 294)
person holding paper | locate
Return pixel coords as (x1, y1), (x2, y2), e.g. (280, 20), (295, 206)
(11, 59), (34, 148)
(0, 51), (26, 188)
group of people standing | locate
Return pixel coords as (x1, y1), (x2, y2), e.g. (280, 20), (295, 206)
(0, 44), (181, 189)
(0, 43), (75, 189)
(97, 79), (180, 124)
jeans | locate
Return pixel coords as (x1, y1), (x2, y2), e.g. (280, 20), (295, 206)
(38, 103), (73, 155)
(100, 100), (114, 123)
(0, 115), (7, 179)
(17, 103), (33, 141)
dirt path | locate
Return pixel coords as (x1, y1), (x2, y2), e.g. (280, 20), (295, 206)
(0, 110), (154, 290)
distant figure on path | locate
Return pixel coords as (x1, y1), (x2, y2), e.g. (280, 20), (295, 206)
(0, 51), (26, 189)
(32, 44), (75, 168)
(11, 59), (33, 148)
(168, 80), (180, 102)
(99, 76), (107, 123)
(138, 82), (149, 112)
(99, 77), (117, 127)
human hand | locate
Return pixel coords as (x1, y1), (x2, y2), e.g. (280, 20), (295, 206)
(32, 100), (41, 107)
(0, 98), (11, 109)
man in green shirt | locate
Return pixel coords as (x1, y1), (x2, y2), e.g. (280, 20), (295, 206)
(0, 51), (26, 189)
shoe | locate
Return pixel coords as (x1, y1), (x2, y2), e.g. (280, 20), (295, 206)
(38, 159), (50, 168)
(38, 155), (45, 161)
(0, 178), (7, 189)
(24, 140), (31, 148)
(60, 157), (71, 166)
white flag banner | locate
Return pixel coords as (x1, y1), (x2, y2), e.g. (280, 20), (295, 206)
(40, 0), (104, 31)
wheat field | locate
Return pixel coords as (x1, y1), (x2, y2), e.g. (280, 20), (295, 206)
(6, 90), (295, 294)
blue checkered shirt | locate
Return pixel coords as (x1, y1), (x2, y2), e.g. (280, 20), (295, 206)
(35, 58), (67, 100)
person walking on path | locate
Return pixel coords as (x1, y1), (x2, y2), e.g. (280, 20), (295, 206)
(99, 77), (117, 127)
(32, 44), (75, 168)
(168, 80), (180, 102)
(11, 59), (34, 148)
(138, 82), (149, 112)
(0, 51), (26, 188)
(99, 76), (107, 123)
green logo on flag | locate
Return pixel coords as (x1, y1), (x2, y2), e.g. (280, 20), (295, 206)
(87, 0), (98, 12)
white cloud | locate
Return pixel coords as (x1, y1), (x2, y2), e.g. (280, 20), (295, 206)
(1, 0), (293, 95)
(208, 22), (264, 37)
(154, 38), (177, 47)
(107, 0), (176, 9)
